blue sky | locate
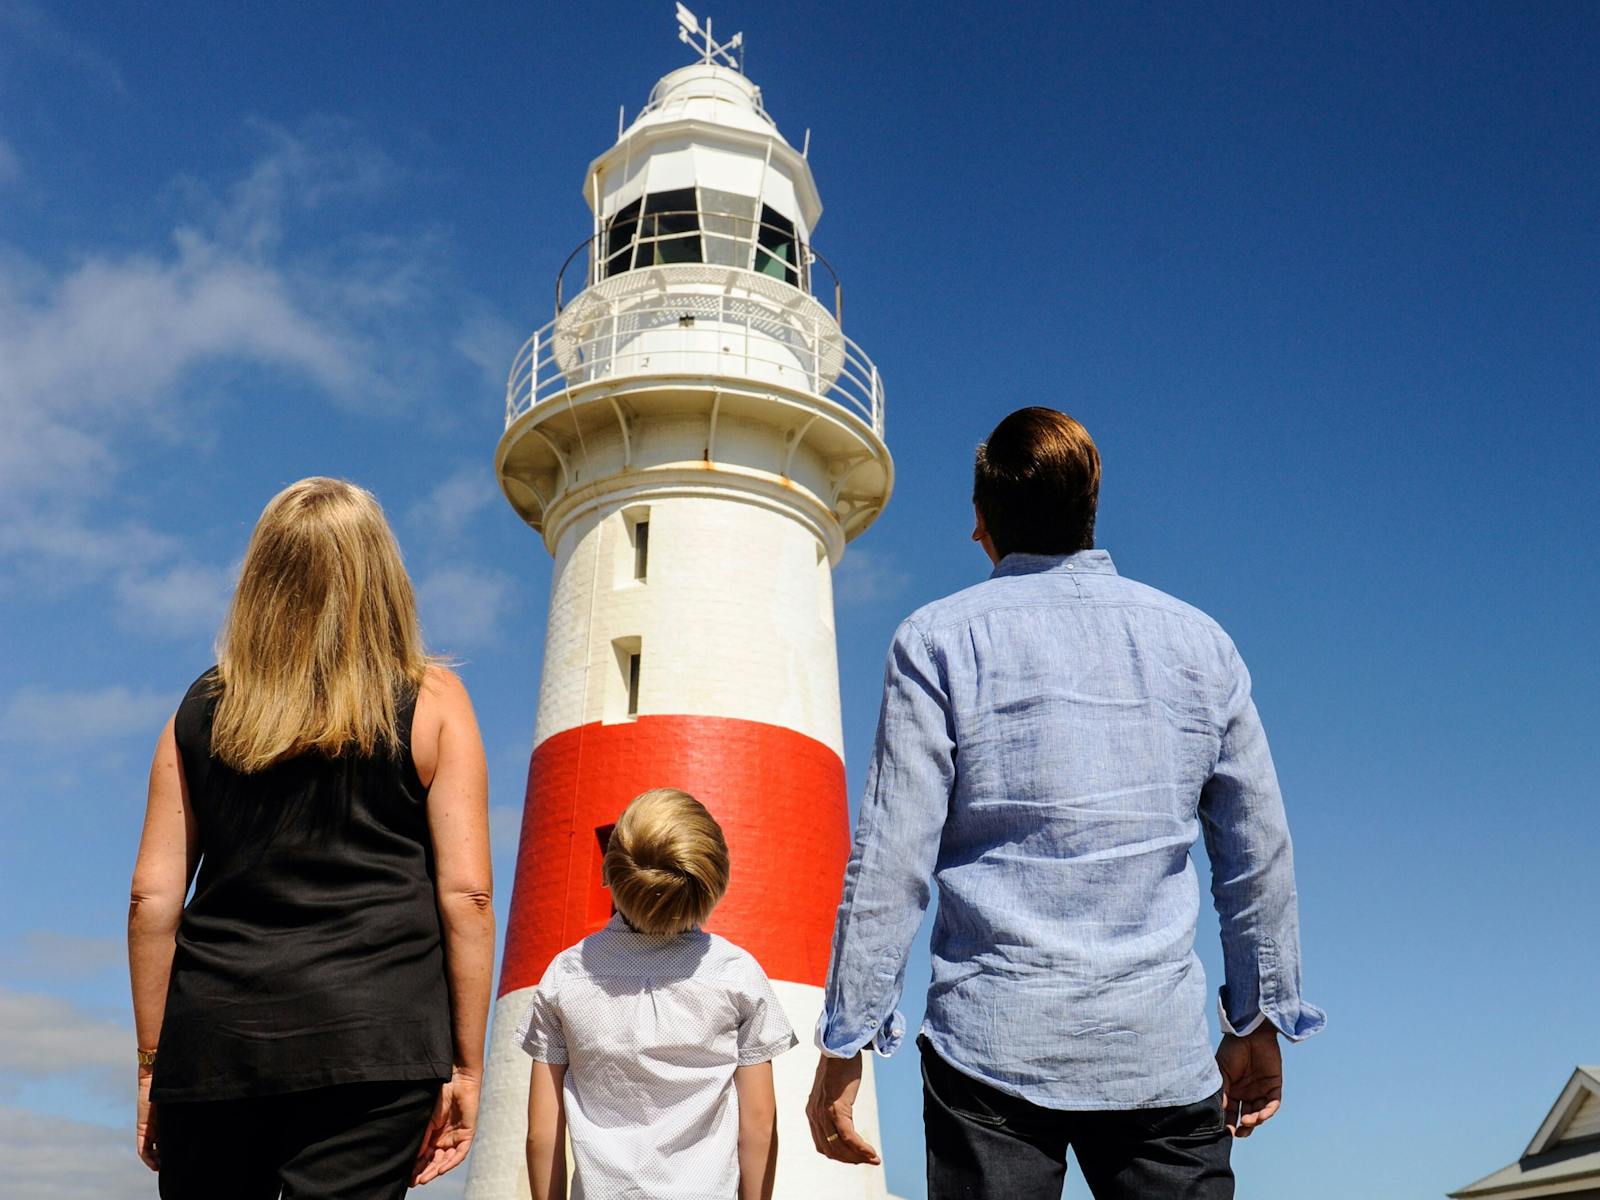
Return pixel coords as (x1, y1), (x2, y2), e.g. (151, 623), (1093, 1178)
(1, 1), (1596, 1196)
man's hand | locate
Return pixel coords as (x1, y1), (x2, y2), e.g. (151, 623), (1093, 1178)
(805, 1052), (880, 1165)
(1215, 1023), (1282, 1138)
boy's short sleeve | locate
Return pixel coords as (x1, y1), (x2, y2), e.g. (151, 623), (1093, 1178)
(516, 959), (569, 1065)
(735, 957), (799, 1066)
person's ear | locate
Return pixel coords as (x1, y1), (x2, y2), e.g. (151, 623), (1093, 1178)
(972, 505), (1000, 565)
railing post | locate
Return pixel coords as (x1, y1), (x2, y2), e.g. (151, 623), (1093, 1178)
(871, 362), (881, 434)
(811, 313), (819, 395)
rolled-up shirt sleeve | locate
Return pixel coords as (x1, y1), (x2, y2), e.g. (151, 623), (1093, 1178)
(816, 618), (954, 1058)
(1201, 647), (1327, 1042)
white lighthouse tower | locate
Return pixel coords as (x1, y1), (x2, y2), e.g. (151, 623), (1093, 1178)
(467, 10), (894, 1198)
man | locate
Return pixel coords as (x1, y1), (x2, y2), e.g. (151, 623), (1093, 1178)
(806, 408), (1324, 1199)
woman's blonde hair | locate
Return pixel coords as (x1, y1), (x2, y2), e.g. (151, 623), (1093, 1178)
(603, 788), (730, 936)
(210, 477), (431, 772)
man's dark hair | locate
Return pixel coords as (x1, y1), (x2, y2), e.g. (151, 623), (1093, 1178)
(973, 407), (1101, 558)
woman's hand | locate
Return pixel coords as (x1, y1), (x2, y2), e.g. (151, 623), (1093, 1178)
(412, 1068), (480, 1185)
(136, 1069), (159, 1171)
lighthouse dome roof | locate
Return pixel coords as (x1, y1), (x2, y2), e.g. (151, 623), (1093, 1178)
(627, 62), (786, 142)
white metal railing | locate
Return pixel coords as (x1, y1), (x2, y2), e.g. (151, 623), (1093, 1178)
(505, 266), (884, 437)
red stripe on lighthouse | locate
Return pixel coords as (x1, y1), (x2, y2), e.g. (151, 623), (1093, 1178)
(499, 714), (850, 997)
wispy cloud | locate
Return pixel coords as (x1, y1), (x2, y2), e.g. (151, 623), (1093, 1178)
(113, 561), (237, 641)
(833, 547), (911, 607)
(454, 308), (524, 394)
(416, 565), (517, 651)
(0, 685), (174, 743)
(0, 118), (506, 620)
(409, 463), (500, 543)
(2, 932), (123, 982)
(0, 1), (126, 95)
(0, 988), (127, 1078)
(0, 1106), (152, 1200)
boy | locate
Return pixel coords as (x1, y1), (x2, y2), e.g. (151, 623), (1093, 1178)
(520, 787), (797, 1200)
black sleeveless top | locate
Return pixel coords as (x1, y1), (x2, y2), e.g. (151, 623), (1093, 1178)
(150, 670), (454, 1101)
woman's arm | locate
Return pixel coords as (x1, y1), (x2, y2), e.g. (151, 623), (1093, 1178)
(525, 1061), (568, 1200)
(734, 1061), (779, 1200)
(413, 667), (494, 1185)
(127, 716), (199, 1169)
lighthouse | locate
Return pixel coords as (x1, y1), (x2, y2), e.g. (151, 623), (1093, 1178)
(466, 9), (894, 1198)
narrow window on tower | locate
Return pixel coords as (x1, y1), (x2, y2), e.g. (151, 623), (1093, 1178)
(607, 636), (643, 723)
(633, 519), (650, 580)
(618, 506), (651, 587)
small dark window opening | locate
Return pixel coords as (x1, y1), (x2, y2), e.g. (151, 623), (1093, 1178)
(589, 823), (617, 925)
(603, 199), (641, 279)
(633, 519), (650, 580)
(642, 188), (701, 265)
(756, 205), (798, 285)
(626, 652), (641, 716)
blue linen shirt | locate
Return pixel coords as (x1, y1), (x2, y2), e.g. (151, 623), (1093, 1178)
(816, 550), (1325, 1109)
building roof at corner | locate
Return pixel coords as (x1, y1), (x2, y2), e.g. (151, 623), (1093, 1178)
(1450, 1068), (1600, 1199)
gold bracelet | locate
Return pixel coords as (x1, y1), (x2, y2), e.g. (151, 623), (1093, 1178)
(137, 1048), (157, 1067)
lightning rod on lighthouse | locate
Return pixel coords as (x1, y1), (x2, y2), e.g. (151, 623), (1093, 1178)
(466, 11), (895, 1197)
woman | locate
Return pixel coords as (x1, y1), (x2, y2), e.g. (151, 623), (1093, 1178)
(127, 477), (494, 1198)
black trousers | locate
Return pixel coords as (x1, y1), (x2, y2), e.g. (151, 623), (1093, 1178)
(921, 1036), (1234, 1200)
(157, 1080), (439, 1200)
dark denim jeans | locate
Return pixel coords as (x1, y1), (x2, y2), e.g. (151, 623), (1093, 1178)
(921, 1036), (1234, 1200)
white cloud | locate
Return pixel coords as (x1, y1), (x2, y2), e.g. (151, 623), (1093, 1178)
(0, 685), (174, 743)
(0, 988), (127, 1077)
(410, 464), (499, 543)
(0, 119), (482, 607)
(0, 1107), (152, 1200)
(417, 565), (516, 651)
(3, 932), (123, 982)
(832, 548), (911, 607)
(113, 560), (236, 641)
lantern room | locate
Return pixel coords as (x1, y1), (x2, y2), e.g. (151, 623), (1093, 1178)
(580, 60), (823, 299)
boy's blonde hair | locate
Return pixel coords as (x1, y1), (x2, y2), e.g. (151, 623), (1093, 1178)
(603, 788), (730, 936)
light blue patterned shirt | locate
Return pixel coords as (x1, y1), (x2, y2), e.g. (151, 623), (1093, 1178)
(816, 550), (1325, 1109)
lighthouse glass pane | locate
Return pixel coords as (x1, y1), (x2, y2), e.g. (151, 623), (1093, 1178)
(603, 199), (641, 278)
(698, 188), (757, 267)
(642, 189), (701, 265)
(756, 205), (799, 285)
(626, 653), (641, 716)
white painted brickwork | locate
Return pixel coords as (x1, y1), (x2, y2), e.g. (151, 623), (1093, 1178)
(534, 473), (845, 755)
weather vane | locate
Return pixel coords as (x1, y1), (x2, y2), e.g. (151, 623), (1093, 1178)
(675, 4), (743, 70)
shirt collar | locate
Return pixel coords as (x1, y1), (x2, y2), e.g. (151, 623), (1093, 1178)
(605, 911), (701, 938)
(990, 549), (1118, 580)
